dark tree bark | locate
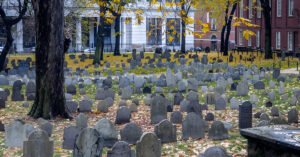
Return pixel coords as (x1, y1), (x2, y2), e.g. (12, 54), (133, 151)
(223, 3), (237, 56)
(220, 1), (229, 53)
(0, 0), (28, 72)
(180, 3), (186, 54)
(29, 0), (71, 119)
(260, 0), (272, 59)
(94, 7), (107, 64)
(113, 14), (121, 56)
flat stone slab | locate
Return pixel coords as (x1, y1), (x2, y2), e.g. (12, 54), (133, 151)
(240, 125), (300, 156)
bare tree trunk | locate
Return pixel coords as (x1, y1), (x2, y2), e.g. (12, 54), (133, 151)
(29, 0), (70, 119)
(181, 19), (186, 54)
(260, 0), (272, 59)
(114, 14), (121, 56)
(0, 26), (13, 72)
(94, 8), (106, 64)
(223, 3), (237, 56)
(220, 1), (229, 54)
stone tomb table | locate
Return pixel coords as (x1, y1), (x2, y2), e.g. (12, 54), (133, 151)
(240, 125), (300, 157)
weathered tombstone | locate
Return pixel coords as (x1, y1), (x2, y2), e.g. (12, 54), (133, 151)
(253, 81), (265, 90)
(154, 119), (176, 143)
(73, 128), (104, 157)
(62, 126), (81, 149)
(239, 101), (252, 129)
(273, 68), (280, 79)
(200, 146), (229, 157)
(76, 113), (88, 129)
(120, 122), (143, 144)
(67, 84), (77, 95)
(115, 107), (131, 124)
(136, 132), (161, 157)
(150, 96), (167, 124)
(208, 121), (229, 140)
(121, 86), (132, 100)
(170, 111), (183, 124)
(182, 112), (205, 140)
(237, 81), (249, 96)
(5, 120), (35, 147)
(186, 91), (199, 102)
(215, 97), (226, 110)
(271, 107), (279, 117)
(79, 99), (92, 112)
(23, 130), (53, 157)
(230, 97), (240, 110)
(26, 81), (36, 100)
(260, 113), (270, 121)
(174, 93), (184, 105)
(94, 118), (118, 147)
(66, 101), (78, 113)
(11, 80), (24, 101)
(288, 108), (298, 124)
(97, 100), (109, 113)
(107, 141), (134, 157)
(129, 103), (138, 112)
(37, 118), (53, 137)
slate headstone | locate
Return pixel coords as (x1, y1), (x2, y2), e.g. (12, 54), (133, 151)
(154, 119), (176, 143)
(120, 122), (143, 144)
(23, 130), (53, 157)
(182, 112), (205, 140)
(136, 132), (161, 157)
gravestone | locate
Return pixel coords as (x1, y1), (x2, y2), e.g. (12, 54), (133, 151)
(121, 86), (132, 100)
(230, 97), (240, 110)
(76, 113), (88, 129)
(174, 93), (184, 105)
(182, 112), (205, 140)
(288, 109), (298, 124)
(73, 128), (104, 157)
(150, 95), (167, 124)
(170, 111), (183, 124)
(215, 97), (226, 110)
(237, 81), (248, 96)
(107, 141), (134, 157)
(120, 122), (143, 144)
(143, 86), (152, 94)
(271, 107), (279, 117)
(253, 81), (265, 90)
(154, 119), (176, 143)
(23, 130), (53, 157)
(0, 120), (4, 132)
(129, 103), (138, 112)
(115, 107), (131, 124)
(11, 80), (24, 101)
(97, 100), (109, 113)
(260, 113), (270, 121)
(79, 99), (92, 112)
(273, 68), (280, 79)
(66, 101), (78, 113)
(94, 118), (118, 147)
(26, 81), (36, 100)
(208, 121), (229, 140)
(200, 146), (229, 157)
(239, 101), (252, 129)
(62, 126), (81, 149)
(136, 132), (161, 157)
(186, 91), (199, 102)
(67, 84), (77, 95)
(5, 120), (35, 147)
(37, 118), (53, 137)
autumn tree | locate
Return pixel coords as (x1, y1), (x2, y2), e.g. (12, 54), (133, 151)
(260, 0), (272, 59)
(29, 0), (71, 119)
(0, 0), (28, 72)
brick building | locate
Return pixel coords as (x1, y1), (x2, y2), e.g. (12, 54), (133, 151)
(236, 0), (300, 53)
(194, 10), (236, 51)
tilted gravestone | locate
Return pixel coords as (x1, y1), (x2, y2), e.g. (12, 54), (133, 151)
(94, 118), (118, 148)
(136, 132), (161, 157)
(182, 112), (205, 140)
(115, 106), (131, 124)
(23, 130), (53, 157)
(150, 95), (167, 124)
(76, 113), (88, 129)
(120, 122), (143, 144)
(208, 121), (229, 140)
(73, 128), (104, 157)
(5, 119), (35, 147)
(154, 119), (177, 143)
(107, 141), (134, 157)
(62, 126), (81, 150)
(239, 101), (252, 129)
(11, 80), (24, 101)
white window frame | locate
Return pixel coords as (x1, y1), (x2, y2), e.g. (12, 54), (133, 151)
(240, 0), (244, 18)
(288, 32), (293, 51)
(248, 37), (252, 47)
(288, 0), (294, 16)
(277, 0), (282, 17)
(249, 0), (253, 18)
(257, 0), (262, 18)
(256, 30), (260, 48)
(239, 30), (243, 46)
(276, 32), (281, 49)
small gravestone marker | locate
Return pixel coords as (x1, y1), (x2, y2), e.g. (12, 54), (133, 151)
(107, 141), (134, 157)
(136, 132), (161, 157)
(97, 100), (109, 113)
(170, 111), (182, 124)
(73, 128), (104, 157)
(253, 81), (265, 90)
(67, 84), (77, 95)
(66, 101), (78, 113)
(76, 113), (88, 129)
(288, 109), (298, 123)
(120, 123), (143, 144)
(239, 101), (252, 129)
(79, 99), (92, 112)
(94, 118), (118, 147)
(208, 121), (229, 140)
(182, 112), (205, 140)
(151, 95), (167, 124)
(23, 130), (53, 157)
(115, 107), (131, 124)
(271, 107), (279, 117)
(5, 120), (35, 147)
(200, 146), (229, 157)
(237, 81), (248, 96)
(215, 97), (226, 110)
(62, 126), (81, 150)
(25, 81), (36, 100)
(37, 118), (53, 137)
(11, 80), (24, 101)
(154, 119), (176, 143)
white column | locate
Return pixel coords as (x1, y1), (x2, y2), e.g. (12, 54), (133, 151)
(76, 17), (82, 51)
(89, 20), (94, 48)
(16, 20), (23, 53)
(162, 18), (167, 48)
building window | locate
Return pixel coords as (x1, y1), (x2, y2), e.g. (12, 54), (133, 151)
(276, 32), (281, 49)
(239, 30), (243, 46)
(248, 37), (252, 47)
(256, 30), (260, 48)
(257, 0), (262, 18)
(166, 18), (180, 46)
(288, 32), (293, 51)
(146, 18), (162, 45)
(249, 0), (253, 18)
(240, 0), (244, 18)
(210, 18), (216, 31)
(276, 0), (282, 17)
(288, 0), (294, 16)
